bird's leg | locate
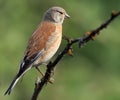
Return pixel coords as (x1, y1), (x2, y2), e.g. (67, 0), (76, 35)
(35, 67), (54, 84)
(36, 67), (44, 77)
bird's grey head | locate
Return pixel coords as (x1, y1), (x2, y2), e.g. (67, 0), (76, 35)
(43, 6), (70, 24)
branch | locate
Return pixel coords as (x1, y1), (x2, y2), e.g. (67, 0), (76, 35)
(31, 11), (120, 100)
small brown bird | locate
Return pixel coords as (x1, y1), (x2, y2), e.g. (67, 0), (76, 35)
(4, 6), (70, 95)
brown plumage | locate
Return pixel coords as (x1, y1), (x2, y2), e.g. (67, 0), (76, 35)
(5, 6), (70, 95)
(26, 21), (57, 59)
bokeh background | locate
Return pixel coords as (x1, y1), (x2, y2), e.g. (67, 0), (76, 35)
(0, 0), (120, 100)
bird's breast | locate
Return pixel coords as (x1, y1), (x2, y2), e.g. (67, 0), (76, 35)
(39, 23), (62, 63)
(35, 24), (62, 64)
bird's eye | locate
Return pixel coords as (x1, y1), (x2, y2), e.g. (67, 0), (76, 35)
(59, 11), (63, 14)
(56, 10), (63, 14)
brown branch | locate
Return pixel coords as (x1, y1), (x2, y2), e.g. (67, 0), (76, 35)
(31, 11), (120, 100)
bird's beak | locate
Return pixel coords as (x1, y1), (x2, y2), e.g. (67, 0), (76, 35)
(65, 13), (70, 18)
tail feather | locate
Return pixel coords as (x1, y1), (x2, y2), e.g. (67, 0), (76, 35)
(4, 75), (20, 95)
(4, 51), (39, 95)
(4, 65), (32, 95)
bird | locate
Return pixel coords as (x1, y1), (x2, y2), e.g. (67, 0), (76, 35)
(4, 6), (70, 95)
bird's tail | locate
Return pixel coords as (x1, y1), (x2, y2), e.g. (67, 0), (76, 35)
(4, 64), (32, 95)
(4, 72), (22, 95)
(4, 53), (38, 95)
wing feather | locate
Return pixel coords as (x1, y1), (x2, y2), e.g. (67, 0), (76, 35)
(20, 22), (56, 70)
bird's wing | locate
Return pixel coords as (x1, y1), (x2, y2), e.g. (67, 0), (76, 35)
(19, 21), (56, 71)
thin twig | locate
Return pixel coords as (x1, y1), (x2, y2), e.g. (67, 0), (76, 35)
(31, 11), (120, 100)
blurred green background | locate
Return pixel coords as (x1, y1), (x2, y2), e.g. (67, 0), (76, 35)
(1, 0), (120, 100)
